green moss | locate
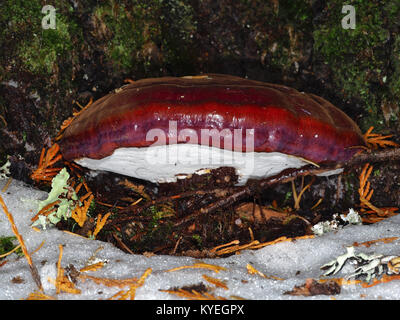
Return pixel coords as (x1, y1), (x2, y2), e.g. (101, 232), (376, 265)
(158, 0), (197, 73)
(1, 0), (80, 76)
(313, 0), (400, 132)
(0, 236), (22, 258)
(19, 16), (72, 74)
(388, 33), (400, 121)
(247, 0), (314, 76)
(92, 1), (163, 73)
(191, 234), (202, 248)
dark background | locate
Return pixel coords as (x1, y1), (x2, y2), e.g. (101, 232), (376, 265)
(1, 0), (399, 180)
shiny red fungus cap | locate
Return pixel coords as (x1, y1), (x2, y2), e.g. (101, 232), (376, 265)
(59, 74), (365, 165)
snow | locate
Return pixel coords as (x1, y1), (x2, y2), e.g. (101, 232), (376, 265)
(1, 178), (400, 300)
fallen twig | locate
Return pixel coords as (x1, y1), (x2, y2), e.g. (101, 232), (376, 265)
(0, 194), (42, 291)
(108, 147), (400, 231)
(174, 148), (400, 227)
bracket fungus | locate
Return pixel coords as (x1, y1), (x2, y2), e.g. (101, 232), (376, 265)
(58, 74), (365, 185)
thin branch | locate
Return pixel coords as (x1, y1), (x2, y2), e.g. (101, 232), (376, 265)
(341, 148), (400, 168)
(174, 148), (400, 227)
(0, 195), (42, 291)
(112, 148), (400, 229)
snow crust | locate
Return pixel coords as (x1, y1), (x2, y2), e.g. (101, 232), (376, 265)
(1, 178), (400, 300)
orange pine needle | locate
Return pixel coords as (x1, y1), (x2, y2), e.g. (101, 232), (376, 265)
(353, 237), (399, 248)
(49, 244), (81, 295)
(250, 235), (315, 250)
(202, 274), (229, 290)
(0, 194), (42, 291)
(246, 263), (284, 280)
(360, 207), (399, 223)
(359, 163), (373, 197)
(211, 240), (240, 253)
(360, 274), (400, 288)
(79, 191), (93, 203)
(106, 268), (152, 300)
(31, 240), (45, 255)
(31, 200), (61, 222)
(56, 244), (64, 294)
(0, 244), (21, 258)
(247, 263), (266, 277)
(25, 291), (57, 300)
(318, 278), (361, 286)
(160, 288), (226, 300)
(56, 98), (94, 141)
(211, 235), (315, 256)
(166, 262), (227, 273)
(93, 212), (111, 238)
(358, 163), (399, 222)
(31, 144), (63, 183)
(48, 276), (81, 294)
(79, 262), (105, 273)
(71, 194), (94, 227)
(80, 274), (139, 288)
(363, 126), (399, 149)
(292, 178), (313, 210)
(74, 181), (83, 194)
(214, 240), (260, 256)
(96, 200), (127, 210)
(0, 114), (7, 126)
(1, 177), (13, 193)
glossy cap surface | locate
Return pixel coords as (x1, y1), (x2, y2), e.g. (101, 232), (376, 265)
(59, 74), (365, 164)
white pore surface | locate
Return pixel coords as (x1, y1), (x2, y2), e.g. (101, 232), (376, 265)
(1, 178), (400, 300)
(76, 145), (310, 185)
